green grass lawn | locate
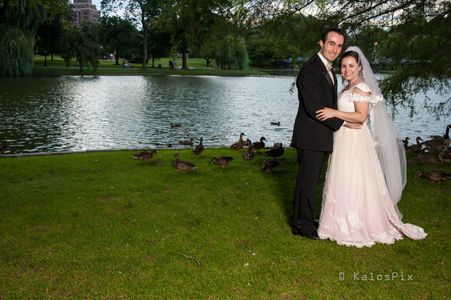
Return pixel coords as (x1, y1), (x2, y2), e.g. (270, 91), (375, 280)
(34, 55), (212, 69)
(0, 148), (449, 298)
(32, 55), (269, 77)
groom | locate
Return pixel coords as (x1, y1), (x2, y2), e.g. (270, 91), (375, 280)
(290, 28), (346, 240)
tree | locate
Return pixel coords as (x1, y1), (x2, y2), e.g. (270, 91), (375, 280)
(0, 0), (46, 76)
(147, 23), (172, 67)
(159, 0), (235, 69)
(60, 25), (78, 68)
(276, 0), (450, 109)
(246, 13), (321, 67)
(0, 0), (73, 75)
(36, 15), (65, 62)
(214, 34), (249, 69)
(200, 14), (232, 67)
(99, 16), (140, 65)
(377, 10), (450, 116)
(60, 22), (101, 74)
(101, 0), (164, 70)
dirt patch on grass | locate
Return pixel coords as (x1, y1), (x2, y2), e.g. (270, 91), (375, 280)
(98, 194), (117, 202)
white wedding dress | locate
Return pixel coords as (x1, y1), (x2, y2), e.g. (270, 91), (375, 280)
(317, 82), (427, 247)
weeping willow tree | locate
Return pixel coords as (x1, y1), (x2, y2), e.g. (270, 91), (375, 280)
(215, 34), (250, 70)
(0, 0), (45, 76)
(60, 23), (101, 75)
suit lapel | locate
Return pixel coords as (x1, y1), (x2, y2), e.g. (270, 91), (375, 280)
(323, 70), (334, 87)
(315, 55), (334, 87)
(331, 68), (337, 86)
(331, 68), (338, 105)
(314, 54), (336, 96)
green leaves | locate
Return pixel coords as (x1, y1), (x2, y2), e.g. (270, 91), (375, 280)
(0, 25), (34, 76)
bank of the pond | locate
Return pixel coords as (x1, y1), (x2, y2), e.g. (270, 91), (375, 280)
(32, 56), (271, 77)
(31, 55), (394, 77)
(31, 66), (270, 77)
(0, 148), (448, 298)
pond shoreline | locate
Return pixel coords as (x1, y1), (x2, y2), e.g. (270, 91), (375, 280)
(0, 146), (249, 157)
(31, 65), (272, 77)
(31, 66), (394, 77)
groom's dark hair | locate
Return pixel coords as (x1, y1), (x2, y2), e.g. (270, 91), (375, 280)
(321, 28), (346, 43)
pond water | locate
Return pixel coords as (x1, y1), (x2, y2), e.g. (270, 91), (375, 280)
(0, 75), (449, 154)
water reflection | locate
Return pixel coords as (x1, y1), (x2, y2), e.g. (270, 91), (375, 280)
(0, 75), (449, 154)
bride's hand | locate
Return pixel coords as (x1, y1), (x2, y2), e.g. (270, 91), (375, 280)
(316, 108), (335, 121)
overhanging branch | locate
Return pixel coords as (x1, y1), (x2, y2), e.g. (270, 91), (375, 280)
(338, 0), (417, 25)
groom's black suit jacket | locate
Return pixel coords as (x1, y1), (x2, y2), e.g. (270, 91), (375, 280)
(291, 54), (343, 152)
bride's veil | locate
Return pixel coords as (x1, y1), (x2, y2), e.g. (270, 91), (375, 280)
(345, 46), (407, 211)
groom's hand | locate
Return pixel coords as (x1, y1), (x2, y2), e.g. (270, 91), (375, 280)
(344, 122), (362, 129)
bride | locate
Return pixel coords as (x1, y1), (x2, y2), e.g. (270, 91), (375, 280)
(315, 46), (427, 247)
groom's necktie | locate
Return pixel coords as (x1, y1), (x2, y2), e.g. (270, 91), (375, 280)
(330, 68), (336, 86)
(327, 63), (335, 85)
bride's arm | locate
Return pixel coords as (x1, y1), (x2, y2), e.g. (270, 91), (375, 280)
(315, 88), (370, 123)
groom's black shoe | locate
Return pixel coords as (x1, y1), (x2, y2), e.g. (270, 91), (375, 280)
(290, 219), (319, 229)
(313, 219), (319, 229)
(291, 226), (319, 240)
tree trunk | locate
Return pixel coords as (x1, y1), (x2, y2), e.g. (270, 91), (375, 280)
(138, 1), (148, 70)
(182, 51), (188, 69)
(141, 24), (148, 70)
(115, 50), (119, 65)
(77, 51), (84, 74)
(0, 0), (9, 19)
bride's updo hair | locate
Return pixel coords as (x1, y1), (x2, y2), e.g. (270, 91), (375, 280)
(339, 50), (361, 67)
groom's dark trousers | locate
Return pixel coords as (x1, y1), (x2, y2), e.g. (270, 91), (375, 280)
(292, 149), (325, 234)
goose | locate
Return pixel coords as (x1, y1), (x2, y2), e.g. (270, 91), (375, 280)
(438, 145), (451, 164)
(422, 125), (450, 152)
(414, 170), (451, 182)
(422, 137), (450, 152)
(261, 159), (280, 174)
(173, 153), (196, 172)
(402, 137), (409, 149)
(417, 152), (442, 164)
(252, 137), (267, 151)
(429, 124), (450, 139)
(179, 138), (194, 146)
(209, 156), (233, 167)
(132, 149), (157, 161)
(406, 137), (423, 153)
(230, 132), (246, 150)
(192, 137), (204, 156)
(265, 143), (285, 159)
(243, 139), (255, 160)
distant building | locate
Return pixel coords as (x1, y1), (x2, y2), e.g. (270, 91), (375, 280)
(72, 0), (100, 27)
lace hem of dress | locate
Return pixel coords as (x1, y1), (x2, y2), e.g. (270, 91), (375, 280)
(318, 232), (403, 248)
(319, 191), (405, 248)
(319, 188), (427, 247)
(381, 190), (428, 240)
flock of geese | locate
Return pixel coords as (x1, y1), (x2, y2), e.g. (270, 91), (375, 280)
(0, 123), (448, 182)
(132, 131), (285, 174)
(404, 125), (451, 182)
(132, 124), (451, 182)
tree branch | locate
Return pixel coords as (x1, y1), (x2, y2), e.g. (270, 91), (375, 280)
(338, 0), (417, 25)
